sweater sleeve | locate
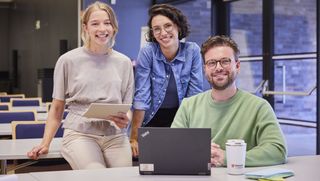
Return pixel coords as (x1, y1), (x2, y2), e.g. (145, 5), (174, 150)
(121, 60), (134, 104)
(171, 98), (190, 128)
(245, 101), (287, 166)
(133, 46), (153, 110)
(52, 56), (68, 101)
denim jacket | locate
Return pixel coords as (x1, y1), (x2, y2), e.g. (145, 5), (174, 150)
(133, 42), (203, 126)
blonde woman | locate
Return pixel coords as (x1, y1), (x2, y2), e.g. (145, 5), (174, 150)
(28, 1), (134, 169)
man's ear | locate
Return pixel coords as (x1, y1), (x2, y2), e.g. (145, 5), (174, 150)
(236, 60), (240, 73)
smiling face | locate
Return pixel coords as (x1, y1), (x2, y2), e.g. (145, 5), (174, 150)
(83, 9), (115, 52)
(151, 15), (179, 50)
(204, 46), (240, 90)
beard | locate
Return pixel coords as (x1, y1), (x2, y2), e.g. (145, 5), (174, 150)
(206, 70), (237, 90)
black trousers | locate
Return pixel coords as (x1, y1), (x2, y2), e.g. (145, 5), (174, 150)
(145, 108), (178, 127)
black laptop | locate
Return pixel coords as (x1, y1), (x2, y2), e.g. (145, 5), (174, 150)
(138, 127), (211, 175)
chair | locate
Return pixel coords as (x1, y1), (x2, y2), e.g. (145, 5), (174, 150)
(46, 102), (52, 111)
(0, 103), (10, 111)
(11, 121), (64, 139)
(10, 121), (69, 173)
(0, 111), (36, 124)
(0, 94), (25, 102)
(10, 97), (42, 107)
(0, 92), (7, 95)
(62, 111), (69, 119)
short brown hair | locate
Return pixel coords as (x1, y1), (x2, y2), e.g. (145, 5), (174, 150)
(146, 4), (190, 42)
(201, 35), (240, 63)
(81, 1), (118, 48)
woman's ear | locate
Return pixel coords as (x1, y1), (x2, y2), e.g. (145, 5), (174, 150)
(82, 23), (87, 33)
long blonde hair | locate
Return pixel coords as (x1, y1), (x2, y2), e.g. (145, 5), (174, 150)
(81, 1), (119, 48)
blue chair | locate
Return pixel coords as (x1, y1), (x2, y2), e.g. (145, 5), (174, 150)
(0, 111), (36, 124)
(0, 103), (10, 111)
(10, 121), (68, 173)
(10, 98), (42, 107)
(11, 121), (64, 139)
(0, 94), (25, 102)
(63, 111), (69, 119)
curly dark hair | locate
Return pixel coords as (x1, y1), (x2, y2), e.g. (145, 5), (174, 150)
(146, 4), (190, 42)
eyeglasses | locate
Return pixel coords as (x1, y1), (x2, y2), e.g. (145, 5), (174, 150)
(205, 58), (232, 69)
(151, 23), (174, 36)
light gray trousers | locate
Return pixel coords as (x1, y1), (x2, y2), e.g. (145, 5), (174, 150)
(61, 129), (132, 169)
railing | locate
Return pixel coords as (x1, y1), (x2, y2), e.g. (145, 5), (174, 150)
(248, 80), (316, 96)
(261, 80), (316, 96)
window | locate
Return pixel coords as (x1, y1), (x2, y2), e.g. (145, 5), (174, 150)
(173, 0), (211, 46)
(229, 0), (317, 156)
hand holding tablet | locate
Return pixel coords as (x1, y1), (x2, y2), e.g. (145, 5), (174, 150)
(83, 103), (132, 129)
(83, 103), (132, 119)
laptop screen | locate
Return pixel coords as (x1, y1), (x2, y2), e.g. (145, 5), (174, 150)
(138, 127), (211, 175)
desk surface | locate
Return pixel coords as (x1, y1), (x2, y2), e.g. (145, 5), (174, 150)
(36, 113), (48, 121)
(0, 174), (37, 181)
(11, 106), (47, 113)
(28, 155), (319, 181)
(0, 124), (11, 136)
(0, 138), (62, 174)
(18, 174), (38, 181)
(0, 138), (62, 160)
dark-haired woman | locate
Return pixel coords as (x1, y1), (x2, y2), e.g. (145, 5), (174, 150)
(130, 4), (203, 157)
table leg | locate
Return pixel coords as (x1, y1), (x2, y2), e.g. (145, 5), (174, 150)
(0, 160), (7, 174)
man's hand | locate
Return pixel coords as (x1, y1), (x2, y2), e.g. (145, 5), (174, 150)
(211, 143), (225, 167)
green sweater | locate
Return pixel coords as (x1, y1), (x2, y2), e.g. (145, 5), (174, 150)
(171, 89), (287, 167)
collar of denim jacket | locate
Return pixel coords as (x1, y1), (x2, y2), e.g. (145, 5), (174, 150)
(155, 43), (185, 63)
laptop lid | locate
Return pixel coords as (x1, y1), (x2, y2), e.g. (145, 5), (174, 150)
(138, 127), (211, 175)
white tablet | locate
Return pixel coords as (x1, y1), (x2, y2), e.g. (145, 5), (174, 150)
(83, 103), (132, 119)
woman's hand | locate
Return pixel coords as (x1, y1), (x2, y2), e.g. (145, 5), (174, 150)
(27, 144), (49, 160)
(108, 112), (130, 129)
(130, 138), (139, 157)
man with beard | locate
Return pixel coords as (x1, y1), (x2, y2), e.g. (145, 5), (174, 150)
(171, 35), (287, 167)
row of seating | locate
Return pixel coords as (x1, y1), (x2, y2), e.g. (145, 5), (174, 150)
(0, 110), (37, 123)
(0, 93), (25, 110)
(0, 111), (64, 138)
(0, 95), (69, 121)
(0, 94), (67, 139)
(0, 92), (70, 173)
(0, 94), (25, 103)
(12, 121), (64, 139)
(0, 97), (42, 111)
(9, 121), (67, 173)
